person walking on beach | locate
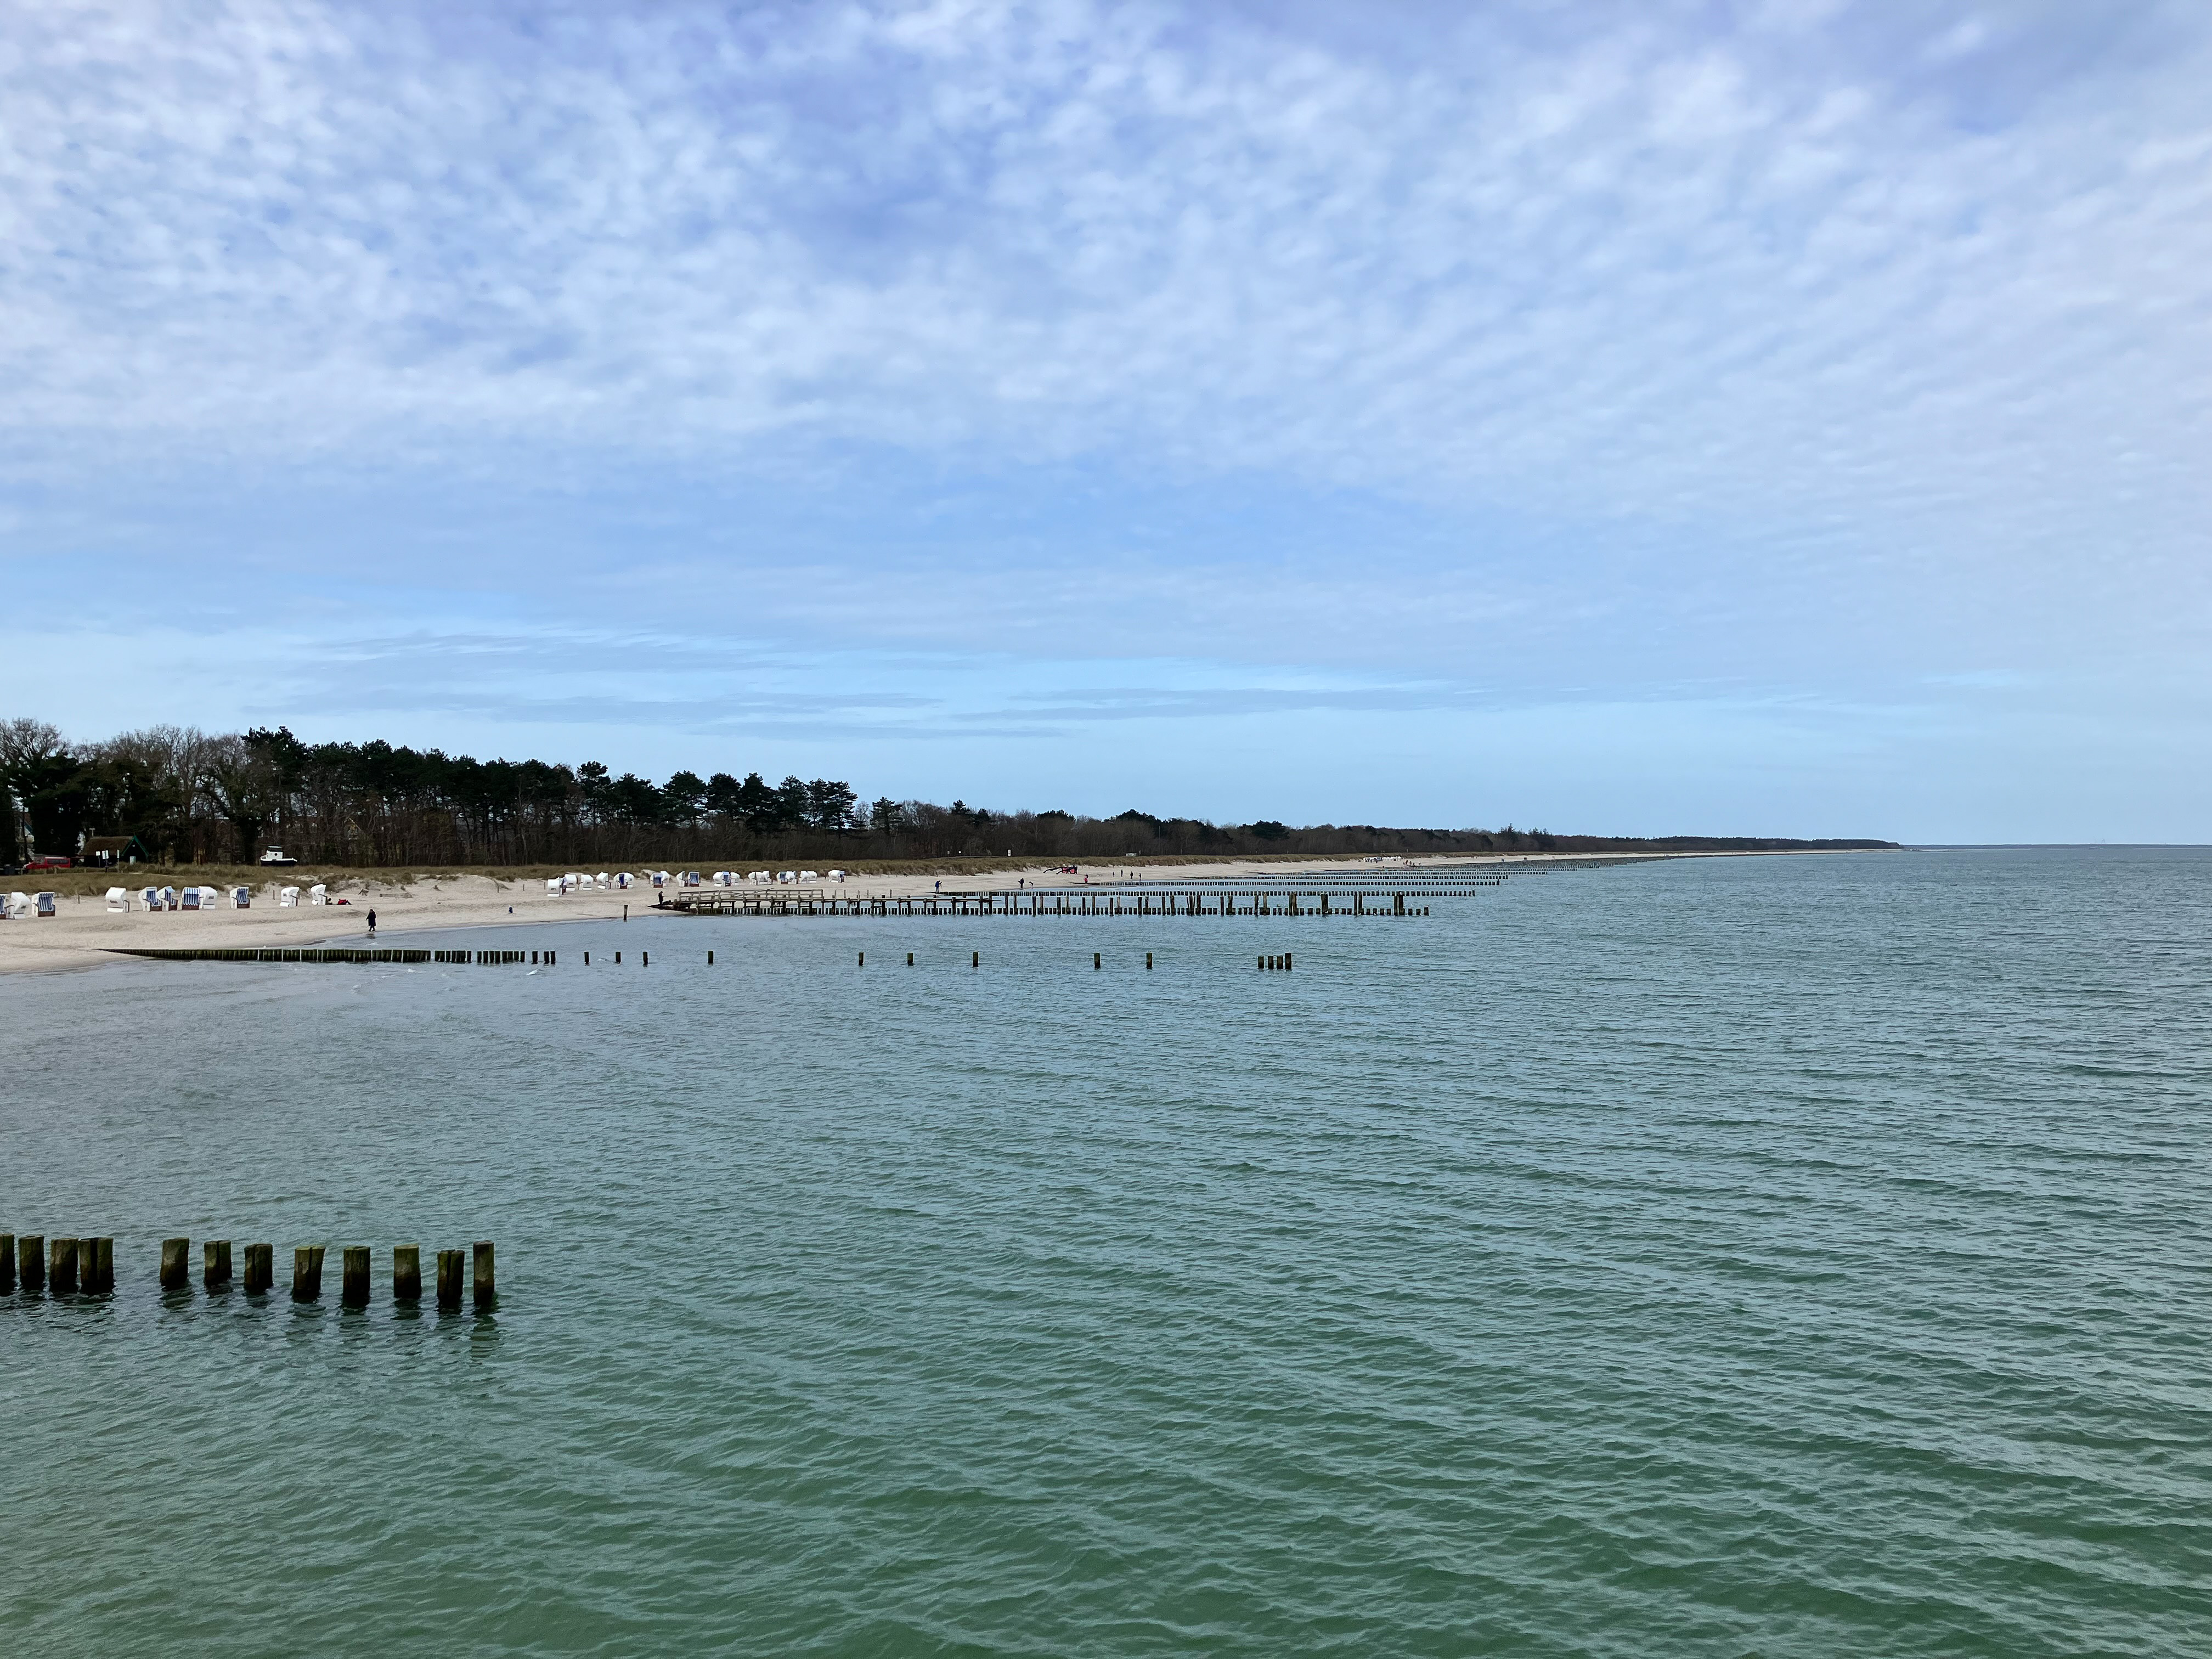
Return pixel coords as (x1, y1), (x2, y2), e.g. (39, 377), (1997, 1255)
(366, 907), (377, 935)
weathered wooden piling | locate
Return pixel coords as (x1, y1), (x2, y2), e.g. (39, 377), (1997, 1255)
(342, 1246), (370, 1306)
(160, 1236), (190, 1290)
(473, 1240), (495, 1311)
(437, 1248), (465, 1309)
(858, 951), (865, 966)
(1284, 952), (1293, 971)
(1146, 951), (1153, 969)
(1093, 951), (1101, 969)
(205, 1240), (233, 1290)
(642, 951), (648, 967)
(87, 1236), (114, 1294)
(244, 1242), (274, 1294)
(972, 950), (979, 968)
(0, 1233), (13, 1294)
(1257, 955), (1265, 970)
(18, 1234), (43, 1294)
(52, 1237), (80, 1295)
(292, 1244), (325, 1302)
(906, 951), (914, 966)
(707, 950), (714, 964)
(393, 1245), (422, 1301)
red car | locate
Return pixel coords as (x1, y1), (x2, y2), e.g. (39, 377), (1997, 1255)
(25, 854), (72, 870)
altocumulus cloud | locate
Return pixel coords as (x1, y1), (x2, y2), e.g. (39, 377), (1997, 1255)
(2, 0), (2210, 838)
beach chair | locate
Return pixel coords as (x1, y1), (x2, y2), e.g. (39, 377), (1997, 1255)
(107, 887), (129, 911)
(279, 887), (300, 907)
(309, 884), (329, 906)
(3, 891), (31, 919)
(232, 886), (252, 909)
(35, 891), (57, 916)
(828, 870), (845, 883)
(157, 885), (177, 910)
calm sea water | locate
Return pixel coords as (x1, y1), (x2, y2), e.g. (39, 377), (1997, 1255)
(3, 848), (2209, 1656)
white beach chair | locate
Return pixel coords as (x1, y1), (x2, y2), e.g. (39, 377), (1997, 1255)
(828, 870), (845, 883)
(106, 887), (129, 911)
(798, 870), (817, 883)
(309, 884), (329, 906)
(232, 887), (252, 909)
(279, 886), (300, 907)
(4, 891), (32, 919)
(140, 886), (160, 910)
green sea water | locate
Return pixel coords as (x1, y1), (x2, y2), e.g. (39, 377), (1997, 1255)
(2, 847), (2208, 1656)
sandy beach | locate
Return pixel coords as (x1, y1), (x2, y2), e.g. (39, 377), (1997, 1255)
(0, 853), (1647, 976)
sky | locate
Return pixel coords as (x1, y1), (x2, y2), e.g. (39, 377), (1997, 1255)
(2, 0), (2208, 840)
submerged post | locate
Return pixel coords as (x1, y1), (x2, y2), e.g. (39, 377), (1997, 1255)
(244, 1243), (273, 1294)
(51, 1237), (79, 1295)
(18, 1234), (43, 1294)
(292, 1244), (325, 1302)
(473, 1240), (496, 1311)
(205, 1240), (233, 1290)
(1093, 951), (1101, 970)
(160, 1237), (190, 1291)
(437, 1249), (465, 1310)
(1146, 951), (1153, 969)
(393, 1245), (422, 1301)
(0, 1233), (12, 1295)
(972, 950), (979, 968)
(342, 1246), (370, 1307)
(87, 1237), (114, 1294)
(858, 951), (865, 967)
(1284, 952), (1293, 972)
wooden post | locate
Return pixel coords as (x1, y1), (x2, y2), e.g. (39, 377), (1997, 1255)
(292, 1244), (324, 1302)
(1146, 951), (1153, 969)
(858, 951), (865, 966)
(18, 1234), (43, 1294)
(205, 1240), (232, 1290)
(393, 1245), (422, 1301)
(708, 950), (714, 964)
(244, 1243), (273, 1294)
(342, 1246), (370, 1307)
(436, 1249), (465, 1310)
(161, 1236), (190, 1291)
(0, 1233), (12, 1295)
(1285, 952), (1293, 972)
(642, 951), (648, 967)
(87, 1237), (114, 1294)
(473, 1240), (496, 1311)
(52, 1237), (79, 1295)
(972, 950), (979, 968)
(1093, 951), (1101, 969)
(906, 952), (913, 966)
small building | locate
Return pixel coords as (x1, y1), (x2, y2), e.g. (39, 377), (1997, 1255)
(81, 834), (150, 867)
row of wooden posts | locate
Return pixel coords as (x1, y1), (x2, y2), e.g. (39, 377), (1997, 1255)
(3, 1233), (494, 1311)
(662, 889), (1441, 918)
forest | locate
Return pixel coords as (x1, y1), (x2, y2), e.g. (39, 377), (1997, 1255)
(0, 718), (1892, 867)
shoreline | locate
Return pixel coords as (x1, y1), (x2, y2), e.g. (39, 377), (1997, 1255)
(0, 849), (1848, 977)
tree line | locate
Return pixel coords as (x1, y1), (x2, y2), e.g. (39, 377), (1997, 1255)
(0, 717), (1891, 868)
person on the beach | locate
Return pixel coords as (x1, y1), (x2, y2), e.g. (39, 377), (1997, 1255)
(367, 907), (377, 934)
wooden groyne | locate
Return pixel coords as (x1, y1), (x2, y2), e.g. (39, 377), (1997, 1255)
(3, 1232), (494, 1307)
(109, 947), (550, 965)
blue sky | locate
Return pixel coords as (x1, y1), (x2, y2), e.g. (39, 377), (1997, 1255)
(3, 0), (2208, 839)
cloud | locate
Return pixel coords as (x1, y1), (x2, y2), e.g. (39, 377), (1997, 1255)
(2, 0), (2207, 557)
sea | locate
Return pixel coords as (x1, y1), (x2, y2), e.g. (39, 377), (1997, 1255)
(2, 847), (2208, 1656)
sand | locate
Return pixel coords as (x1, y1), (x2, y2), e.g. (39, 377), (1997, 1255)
(0, 853), (1644, 976)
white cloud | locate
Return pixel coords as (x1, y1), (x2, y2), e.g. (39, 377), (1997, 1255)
(0, 0), (2204, 559)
